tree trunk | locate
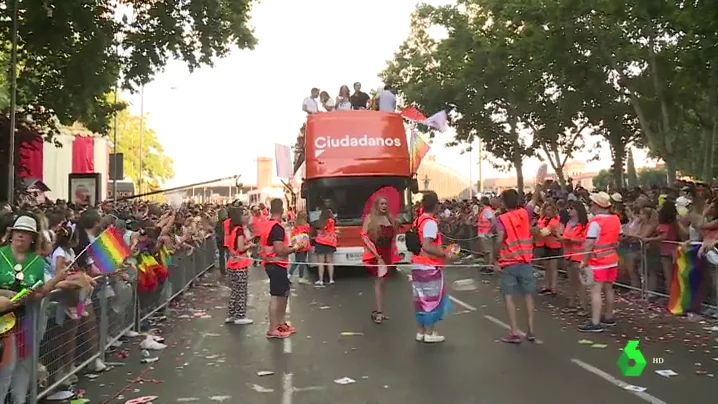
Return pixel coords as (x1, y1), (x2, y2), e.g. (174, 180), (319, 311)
(514, 150), (525, 199)
(610, 145), (625, 191)
(626, 150), (638, 188)
(702, 128), (715, 182)
(665, 158), (677, 185)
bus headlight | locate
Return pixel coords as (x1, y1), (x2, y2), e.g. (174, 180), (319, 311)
(396, 234), (406, 243)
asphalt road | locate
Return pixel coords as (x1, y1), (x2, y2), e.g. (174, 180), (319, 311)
(78, 264), (718, 404)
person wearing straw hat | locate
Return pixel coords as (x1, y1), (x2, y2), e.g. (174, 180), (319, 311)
(0, 214), (65, 403)
(578, 192), (621, 333)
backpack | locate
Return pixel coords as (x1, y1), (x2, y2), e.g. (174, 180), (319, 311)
(405, 216), (429, 255)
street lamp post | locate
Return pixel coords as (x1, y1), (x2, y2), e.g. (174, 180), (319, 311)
(6, 0), (19, 205)
(138, 84), (145, 195)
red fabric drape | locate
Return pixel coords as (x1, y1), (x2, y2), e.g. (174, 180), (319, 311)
(18, 136), (44, 180)
(72, 136), (95, 173)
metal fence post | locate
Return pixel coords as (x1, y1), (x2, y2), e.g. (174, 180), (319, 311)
(98, 278), (109, 363)
(28, 298), (40, 404)
(640, 240), (647, 300)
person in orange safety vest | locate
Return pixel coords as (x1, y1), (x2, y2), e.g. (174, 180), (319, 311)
(259, 198), (302, 339)
(534, 202), (562, 296)
(476, 196), (497, 275)
(225, 206), (254, 325)
(577, 192), (621, 333)
(314, 208), (337, 286)
(411, 191), (456, 343)
(557, 200), (589, 315)
(494, 189), (537, 344)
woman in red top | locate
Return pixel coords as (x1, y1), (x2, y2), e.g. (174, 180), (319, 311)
(314, 209), (337, 286)
(289, 211), (312, 284)
(361, 196), (398, 323)
(557, 200), (588, 314)
(225, 206), (254, 325)
(534, 202), (561, 296)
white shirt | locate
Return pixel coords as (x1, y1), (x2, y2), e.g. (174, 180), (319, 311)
(302, 97), (318, 114)
(51, 247), (76, 275)
(377, 90), (397, 112)
(422, 219), (439, 239)
(323, 97), (336, 111)
(335, 96), (351, 110)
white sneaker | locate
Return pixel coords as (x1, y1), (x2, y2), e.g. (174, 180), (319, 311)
(415, 333), (425, 341)
(298, 277), (311, 285)
(225, 317), (236, 324)
(124, 330), (140, 338)
(65, 307), (80, 320)
(422, 333), (445, 343)
(233, 318), (254, 325)
(328, 280), (335, 285)
(89, 358), (107, 372)
(139, 337), (167, 350)
(314, 280), (324, 287)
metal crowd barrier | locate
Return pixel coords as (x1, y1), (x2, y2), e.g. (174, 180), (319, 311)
(438, 214), (718, 315)
(2, 237), (217, 404)
(616, 239), (718, 313)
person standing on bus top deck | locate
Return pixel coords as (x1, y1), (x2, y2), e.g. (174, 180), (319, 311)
(302, 88), (319, 114)
(314, 208), (337, 286)
(578, 192), (620, 333)
(320, 91), (335, 111)
(495, 188), (537, 344)
(350, 82), (370, 110)
(260, 198), (299, 339)
(335, 85), (352, 110)
(377, 85), (397, 112)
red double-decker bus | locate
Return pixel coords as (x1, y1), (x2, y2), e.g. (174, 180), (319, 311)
(300, 110), (417, 267)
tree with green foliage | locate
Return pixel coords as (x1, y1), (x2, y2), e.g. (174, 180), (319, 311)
(384, 0), (718, 187)
(592, 170), (612, 191)
(109, 105), (174, 192)
(381, 4), (539, 192)
(0, 0), (257, 136)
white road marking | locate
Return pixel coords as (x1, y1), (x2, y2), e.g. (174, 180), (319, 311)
(571, 359), (668, 404)
(282, 373), (293, 404)
(483, 314), (544, 344)
(448, 295), (477, 311)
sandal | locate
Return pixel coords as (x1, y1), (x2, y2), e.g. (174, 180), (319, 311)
(371, 311), (386, 324)
(500, 333), (522, 344)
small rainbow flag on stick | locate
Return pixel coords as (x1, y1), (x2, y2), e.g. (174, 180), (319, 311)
(89, 226), (132, 274)
(410, 127), (431, 173)
(668, 244), (704, 315)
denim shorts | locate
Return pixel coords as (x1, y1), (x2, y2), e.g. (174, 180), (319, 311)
(500, 263), (537, 295)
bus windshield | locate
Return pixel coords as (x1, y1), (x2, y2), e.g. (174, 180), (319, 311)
(305, 176), (410, 226)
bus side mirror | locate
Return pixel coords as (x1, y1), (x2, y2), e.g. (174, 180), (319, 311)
(409, 178), (419, 194)
(300, 183), (307, 198)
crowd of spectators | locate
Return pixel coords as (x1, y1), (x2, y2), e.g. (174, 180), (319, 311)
(431, 179), (718, 317)
(0, 196), (218, 402)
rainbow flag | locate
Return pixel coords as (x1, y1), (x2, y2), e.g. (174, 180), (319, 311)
(668, 244), (704, 315)
(137, 253), (160, 272)
(410, 128), (430, 173)
(159, 245), (173, 267)
(88, 226), (131, 274)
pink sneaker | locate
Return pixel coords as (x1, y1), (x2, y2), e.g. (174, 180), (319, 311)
(266, 326), (291, 339)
